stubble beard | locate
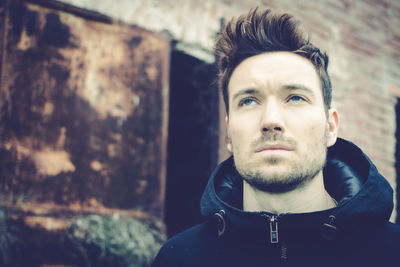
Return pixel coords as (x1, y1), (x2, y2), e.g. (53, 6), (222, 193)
(234, 131), (328, 194)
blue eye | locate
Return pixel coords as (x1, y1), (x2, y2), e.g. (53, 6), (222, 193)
(239, 98), (257, 106)
(288, 95), (305, 102)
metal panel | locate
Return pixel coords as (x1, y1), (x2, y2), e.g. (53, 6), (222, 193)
(0, 0), (169, 227)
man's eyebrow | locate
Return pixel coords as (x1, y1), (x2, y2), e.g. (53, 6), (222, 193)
(232, 88), (259, 100)
(282, 84), (314, 94)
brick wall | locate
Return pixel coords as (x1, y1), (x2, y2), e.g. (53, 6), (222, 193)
(60, 0), (400, 220)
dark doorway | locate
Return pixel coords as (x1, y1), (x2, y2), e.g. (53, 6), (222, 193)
(396, 99), (400, 224)
(165, 47), (219, 236)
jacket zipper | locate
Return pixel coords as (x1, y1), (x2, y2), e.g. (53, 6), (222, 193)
(265, 214), (288, 261)
(267, 214), (279, 244)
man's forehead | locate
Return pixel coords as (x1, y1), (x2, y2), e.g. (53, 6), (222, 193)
(228, 52), (321, 97)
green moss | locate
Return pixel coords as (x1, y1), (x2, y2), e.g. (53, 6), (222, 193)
(66, 214), (165, 267)
(0, 210), (9, 266)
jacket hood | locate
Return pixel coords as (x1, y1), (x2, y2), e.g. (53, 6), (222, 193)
(200, 138), (394, 242)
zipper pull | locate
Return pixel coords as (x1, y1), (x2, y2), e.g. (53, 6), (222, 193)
(269, 215), (279, 244)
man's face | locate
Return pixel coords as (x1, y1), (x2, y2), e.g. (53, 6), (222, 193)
(227, 52), (339, 193)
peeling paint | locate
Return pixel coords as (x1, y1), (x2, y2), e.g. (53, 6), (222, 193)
(24, 216), (68, 231)
(33, 149), (76, 176)
(0, 1), (169, 265)
(1, 0), (169, 217)
(90, 160), (102, 171)
(55, 127), (67, 149)
(16, 27), (35, 50)
(12, 142), (28, 155)
(42, 101), (54, 116)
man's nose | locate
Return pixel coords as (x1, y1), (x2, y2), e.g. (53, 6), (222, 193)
(260, 99), (285, 134)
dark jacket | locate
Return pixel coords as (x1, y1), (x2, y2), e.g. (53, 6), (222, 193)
(153, 138), (400, 267)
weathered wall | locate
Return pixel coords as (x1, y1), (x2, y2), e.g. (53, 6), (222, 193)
(0, 0), (170, 264)
(59, 0), (400, 219)
(0, 0), (169, 217)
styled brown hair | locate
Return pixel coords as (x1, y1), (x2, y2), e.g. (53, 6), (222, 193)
(214, 8), (332, 113)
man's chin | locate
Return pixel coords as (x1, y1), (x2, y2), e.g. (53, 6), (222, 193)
(258, 154), (297, 168)
(243, 174), (308, 193)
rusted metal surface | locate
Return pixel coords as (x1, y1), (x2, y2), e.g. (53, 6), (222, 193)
(0, 0), (169, 223)
(0, 0), (170, 265)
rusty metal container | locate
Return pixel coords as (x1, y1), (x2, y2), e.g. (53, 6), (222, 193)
(0, 0), (170, 265)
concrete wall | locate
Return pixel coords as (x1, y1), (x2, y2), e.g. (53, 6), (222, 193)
(60, 0), (400, 220)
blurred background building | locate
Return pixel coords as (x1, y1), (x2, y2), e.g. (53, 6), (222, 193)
(0, 0), (399, 266)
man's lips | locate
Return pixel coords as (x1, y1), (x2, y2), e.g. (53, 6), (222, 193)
(255, 144), (294, 153)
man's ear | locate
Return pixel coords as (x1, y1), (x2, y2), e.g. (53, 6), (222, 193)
(225, 116), (232, 152)
(327, 109), (339, 147)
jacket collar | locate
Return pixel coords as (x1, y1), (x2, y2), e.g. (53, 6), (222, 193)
(200, 138), (393, 243)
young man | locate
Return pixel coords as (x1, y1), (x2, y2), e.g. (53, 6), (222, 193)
(153, 8), (400, 267)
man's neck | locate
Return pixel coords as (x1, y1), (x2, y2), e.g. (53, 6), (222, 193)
(243, 172), (336, 214)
